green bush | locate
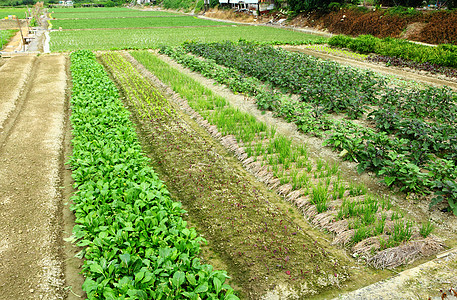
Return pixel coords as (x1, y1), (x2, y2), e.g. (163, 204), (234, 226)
(349, 34), (380, 54)
(328, 2), (341, 11)
(328, 34), (354, 48)
(330, 34), (457, 68)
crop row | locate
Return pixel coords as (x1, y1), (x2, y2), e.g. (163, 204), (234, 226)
(100, 50), (352, 295)
(53, 16), (225, 30)
(132, 49), (443, 269)
(367, 54), (457, 79)
(68, 50), (238, 299)
(162, 42), (457, 215)
(328, 34), (457, 68)
(50, 10), (178, 19)
(49, 27), (325, 52)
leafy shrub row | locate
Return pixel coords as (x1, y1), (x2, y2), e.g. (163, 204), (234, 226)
(68, 50), (238, 299)
(183, 40), (381, 119)
(328, 34), (457, 68)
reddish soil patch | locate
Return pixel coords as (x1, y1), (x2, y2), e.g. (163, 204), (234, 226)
(204, 8), (457, 45)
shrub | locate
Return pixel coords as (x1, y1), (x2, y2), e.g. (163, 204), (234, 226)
(328, 34), (354, 48)
(348, 34), (380, 53)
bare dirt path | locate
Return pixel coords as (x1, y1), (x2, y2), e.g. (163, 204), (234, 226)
(0, 54), (71, 299)
(0, 55), (34, 131)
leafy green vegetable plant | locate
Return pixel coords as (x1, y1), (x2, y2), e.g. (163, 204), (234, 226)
(68, 50), (238, 299)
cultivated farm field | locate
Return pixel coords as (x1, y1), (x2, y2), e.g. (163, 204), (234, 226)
(1, 5), (457, 300)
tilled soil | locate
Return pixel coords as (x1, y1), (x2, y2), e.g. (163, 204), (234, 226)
(0, 54), (80, 299)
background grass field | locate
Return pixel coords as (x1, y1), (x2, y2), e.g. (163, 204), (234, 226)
(0, 8), (28, 19)
(49, 9), (179, 19)
(50, 25), (326, 51)
(52, 15), (226, 29)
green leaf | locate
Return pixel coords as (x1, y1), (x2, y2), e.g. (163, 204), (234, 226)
(182, 292), (197, 299)
(225, 294), (240, 300)
(186, 273), (197, 286)
(194, 282), (208, 294)
(82, 278), (98, 293)
(213, 277), (222, 294)
(429, 195), (445, 209)
(384, 176), (396, 186)
(182, 228), (190, 237)
(120, 253), (131, 267)
(172, 271), (185, 287)
(103, 287), (117, 300)
(135, 270), (145, 283)
(90, 263), (104, 274)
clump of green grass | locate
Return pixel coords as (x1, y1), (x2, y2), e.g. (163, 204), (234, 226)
(391, 219), (413, 244)
(349, 181), (367, 196)
(419, 221), (434, 238)
(312, 182), (329, 213)
(352, 226), (372, 243)
(374, 214), (386, 235)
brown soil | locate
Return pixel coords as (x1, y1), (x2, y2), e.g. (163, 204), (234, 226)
(0, 54), (84, 299)
(399, 21), (426, 40)
(204, 8), (256, 23)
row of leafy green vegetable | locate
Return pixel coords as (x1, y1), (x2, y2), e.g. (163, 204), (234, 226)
(68, 49), (238, 299)
(328, 34), (457, 69)
(160, 42), (457, 215)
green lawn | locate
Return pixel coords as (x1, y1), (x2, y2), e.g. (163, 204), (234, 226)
(49, 7), (133, 13)
(0, 29), (17, 50)
(0, 8), (28, 19)
(52, 15), (226, 29)
(50, 9), (179, 19)
(50, 25), (327, 51)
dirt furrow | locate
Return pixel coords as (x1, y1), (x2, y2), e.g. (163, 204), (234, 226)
(0, 54), (67, 299)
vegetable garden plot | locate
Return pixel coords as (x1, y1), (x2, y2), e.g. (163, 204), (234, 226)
(131, 47), (449, 268)
(99, 51), (362, 299)
(178, 41), (457, 216)
(0, 8), (27, 19)
(49, 26), (326, 52)
(68, 50), (238, 299)
(50, 10), (179, 19)
(53, 16), (224, 30)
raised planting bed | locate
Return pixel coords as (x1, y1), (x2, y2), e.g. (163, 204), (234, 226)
(98, 50), (374, 299)
(68, 50), (238, 299)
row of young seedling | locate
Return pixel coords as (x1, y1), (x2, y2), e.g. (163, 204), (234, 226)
(129, 50), (441, 268)
(100, 51), (173, 120)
